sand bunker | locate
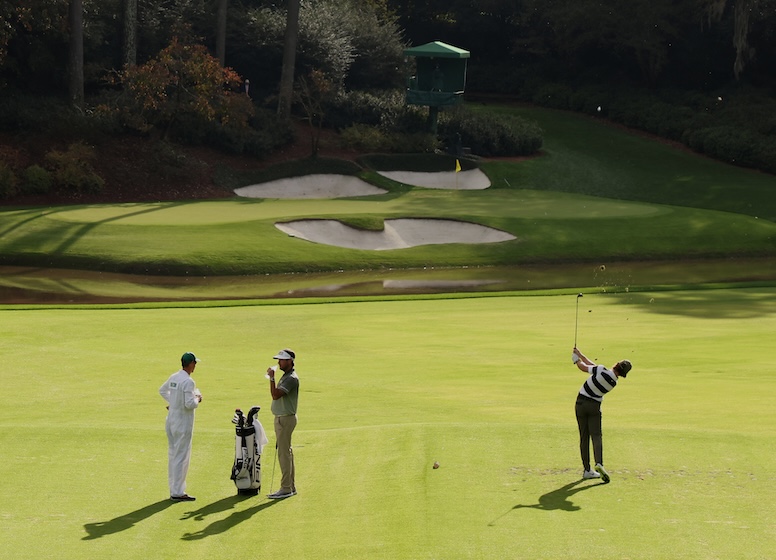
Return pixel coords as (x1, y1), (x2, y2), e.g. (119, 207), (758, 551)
(275, 218), (515, 250)
(234, 170), (491, 199)
(234, 174), (388, 199)
(377, 169), (491, 190)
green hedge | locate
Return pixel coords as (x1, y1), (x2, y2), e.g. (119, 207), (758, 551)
(339, 124), (439, 153)
(327, 90), (543, 157)
(0, 161), (17, 198)
(21, 164), (53, 195)
(169, 108), (294, 157)
(439, 106), (543, 157)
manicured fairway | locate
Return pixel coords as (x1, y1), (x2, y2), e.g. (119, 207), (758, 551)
(1, 289), (773, 559)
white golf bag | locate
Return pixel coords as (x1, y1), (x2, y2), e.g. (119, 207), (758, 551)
(230, 406), (268, 495)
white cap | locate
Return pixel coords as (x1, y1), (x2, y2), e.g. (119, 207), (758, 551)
(273, 349), (295, 360)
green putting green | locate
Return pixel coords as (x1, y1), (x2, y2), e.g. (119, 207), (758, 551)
(41, 190), (662, 226)
(1, 290), (774, 559)
(1, 189), (771, 278)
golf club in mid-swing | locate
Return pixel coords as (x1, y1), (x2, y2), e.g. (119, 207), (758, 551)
(574, 293), (583, 347)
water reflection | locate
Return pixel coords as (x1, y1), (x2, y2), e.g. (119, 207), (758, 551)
(1, 258), (775, 304)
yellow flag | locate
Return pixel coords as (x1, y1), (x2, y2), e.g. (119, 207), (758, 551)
(455, 159), (461, 172)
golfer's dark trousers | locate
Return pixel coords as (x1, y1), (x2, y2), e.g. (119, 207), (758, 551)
(575, 394), (603, 471)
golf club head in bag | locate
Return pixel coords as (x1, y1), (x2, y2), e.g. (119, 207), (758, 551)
(246, 405), (261, 424)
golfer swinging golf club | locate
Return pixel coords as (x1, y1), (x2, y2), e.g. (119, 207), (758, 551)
(572, 347), (632, 483)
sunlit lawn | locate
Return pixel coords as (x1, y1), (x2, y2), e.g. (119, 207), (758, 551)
(1, 289), (774, 559)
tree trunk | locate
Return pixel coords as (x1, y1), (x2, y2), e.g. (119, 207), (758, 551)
(277, 0), (300, 120)
(216, 0), (227, 66)
(732, 0), (754, 79)
(701, 0), (757, 79)
(68, 0), (84, 109)
(123, 0), (137, 67)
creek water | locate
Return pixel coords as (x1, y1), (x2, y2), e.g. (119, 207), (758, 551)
(1, 257), (774, 304)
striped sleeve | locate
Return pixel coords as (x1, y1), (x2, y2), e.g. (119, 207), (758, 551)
(580, 365), (618, 401)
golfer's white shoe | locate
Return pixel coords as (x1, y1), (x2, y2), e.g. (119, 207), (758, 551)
(583, 469), (601, 479)
(595, 463), (611, 483)
(267, 489), (295, 499)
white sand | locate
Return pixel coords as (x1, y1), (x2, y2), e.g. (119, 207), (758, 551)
(234, 169), (491, 199)
(275, 218), (516, 250)
(237, 171), (506, 249)
(377, 169), (491, 190)
(234, 174), (387, 199)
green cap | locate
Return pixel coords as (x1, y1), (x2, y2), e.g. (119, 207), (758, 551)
(181, 352), (199, 366)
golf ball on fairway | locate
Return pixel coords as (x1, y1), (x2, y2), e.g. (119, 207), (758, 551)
(433, 461), (440, 469)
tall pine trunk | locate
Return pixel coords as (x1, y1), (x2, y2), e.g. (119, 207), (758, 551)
(123, 0), (137, 67)
(277, 0), (300, 120)
(68, 0), (84, 108)
(216, 0), (228, 66)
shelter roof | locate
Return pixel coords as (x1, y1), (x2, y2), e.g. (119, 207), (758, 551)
(403, 41), (470, 59)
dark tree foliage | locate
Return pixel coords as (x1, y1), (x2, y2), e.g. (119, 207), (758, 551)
(1, 0), (776, 177)
(3, 0), (776, 97)
(386, 0), (776, 90)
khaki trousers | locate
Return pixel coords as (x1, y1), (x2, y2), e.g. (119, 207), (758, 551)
(274, 414), (297, 492)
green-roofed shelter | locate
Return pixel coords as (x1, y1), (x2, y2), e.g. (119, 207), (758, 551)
(404, 41), (470, 133)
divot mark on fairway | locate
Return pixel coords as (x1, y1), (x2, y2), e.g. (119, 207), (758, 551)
(275, 218), (516, 250)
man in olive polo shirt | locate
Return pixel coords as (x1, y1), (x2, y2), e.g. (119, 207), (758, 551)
(266, 348), (299, 499)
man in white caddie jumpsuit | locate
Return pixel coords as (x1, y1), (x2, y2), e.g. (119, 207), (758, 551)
(159, 352), (202, 501)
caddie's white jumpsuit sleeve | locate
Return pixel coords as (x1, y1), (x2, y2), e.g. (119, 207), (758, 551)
(159, 370), (199, 497)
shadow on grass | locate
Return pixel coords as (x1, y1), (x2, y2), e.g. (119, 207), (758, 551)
(0, 208), (58, 239)
(1, 202), (182, 262)
(489, 479), (606, 525)
(622, 287), (776, 319)
(179, 493), (254, 521)
(49, 202), (181, 255)
(82, 499), (176, 540)
(180, 497), (281, 540)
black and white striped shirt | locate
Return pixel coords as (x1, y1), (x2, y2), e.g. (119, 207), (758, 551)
(579, 365), (617, 402)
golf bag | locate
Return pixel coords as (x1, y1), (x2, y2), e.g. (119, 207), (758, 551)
(230, 406), (268, 495)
